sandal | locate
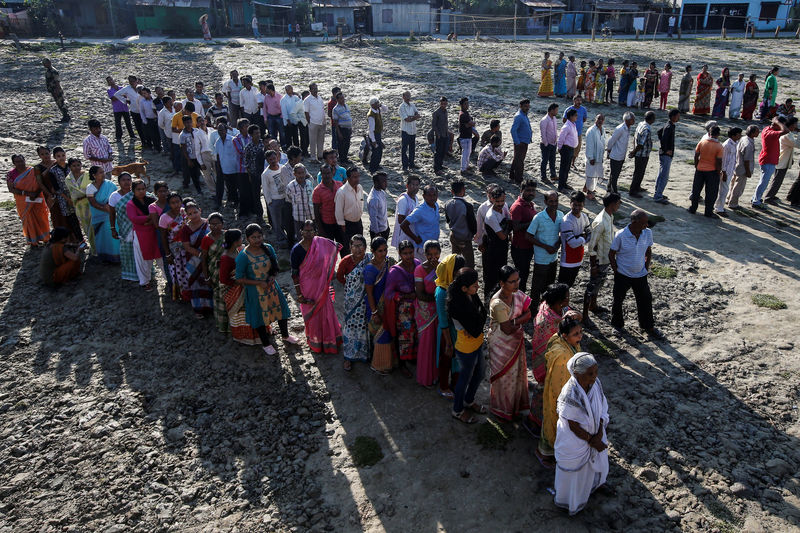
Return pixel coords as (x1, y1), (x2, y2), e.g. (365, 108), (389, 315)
(370, 366), (389, 376)
(464, 402), (488, 415)
(343, 360), (352, 372)
(451, 410), (478, 424)
(438, 388), (455, 400)
(535, 449), (556, 469)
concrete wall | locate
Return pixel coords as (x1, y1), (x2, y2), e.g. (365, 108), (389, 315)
(371, 3), (431, 34)
(313, 7), (355, 33)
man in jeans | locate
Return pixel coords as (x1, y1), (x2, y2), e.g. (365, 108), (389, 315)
(688, 125), (723, 218)
(331, 92), (353, 164)
(458, 97), (475, 175)
(539, 102), (559, 184)
(628, 111), (656, 198)
(262, 84), (284, 146)
(399, 91), (420, 171)
(432, 97), (449, 175)
(605, 112), (635, 194)
(106, 76), (136, 141)
(556, 108), (578, 192)
(444, 179), (476, 268)
(510, 99), (532, 183)
(751, 116), (790, 207)
(509, 179), (537, 292)
(526, 191), (562, 309)
(654, 109), (680, 204)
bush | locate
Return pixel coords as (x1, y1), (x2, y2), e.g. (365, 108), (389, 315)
(349, 436), (383, 467)
(650, 262), (677, 279)
(476, 418), (513, 449)
(751, 294), (787, 310)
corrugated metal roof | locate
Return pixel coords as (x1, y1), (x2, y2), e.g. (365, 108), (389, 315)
(519, 0), (566, 8)
(132, 0), (210, 7)
(311, 0), (369, 7)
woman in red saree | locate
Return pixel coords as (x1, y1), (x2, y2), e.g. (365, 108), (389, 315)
(414, 240), (440, 387)
(384, 241), (420, 378)
(488, 266), (532, 421)
(693, 65), (713, 115)
(292, 221), (342, 354)
(741, 74), (759, 120)
(6, 154), (50, 246)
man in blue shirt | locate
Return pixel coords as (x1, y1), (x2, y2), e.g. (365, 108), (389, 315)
(509, 99), (532, 183)
(214, 120), (239, 210)
(563, 96), (588, 169)
(400, 184), (440, 261)
(316, 149), (347, 183)
(526, 191), (562, 309)
(609, 209), (660, 337)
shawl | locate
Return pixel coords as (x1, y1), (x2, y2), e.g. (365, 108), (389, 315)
(435, 253), (458, 288)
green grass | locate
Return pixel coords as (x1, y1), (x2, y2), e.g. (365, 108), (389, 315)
(751, 294), (787, 310)
(587, 338), (618, 358)
(650, 262), (677, 279)
(349, 436), (383, 467)
(476, 418), (513, 450)
(0, 200), (16, 210)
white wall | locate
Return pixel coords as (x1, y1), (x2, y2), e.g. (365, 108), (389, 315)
(371, 3), (432, 34)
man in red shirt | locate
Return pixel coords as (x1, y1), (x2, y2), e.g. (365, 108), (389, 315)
(509, 179), (538, 292)
(689, 126), (723, 218)
(751, 116), (790, 207)
(312, 164), (343, 244)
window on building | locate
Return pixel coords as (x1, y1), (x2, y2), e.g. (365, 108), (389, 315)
(759, 2), (779, 21)
(382, 8), (393, 24)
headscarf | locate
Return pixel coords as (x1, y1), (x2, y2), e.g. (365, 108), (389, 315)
(435, 253), (458, 288)
(567, 352), (598, 377)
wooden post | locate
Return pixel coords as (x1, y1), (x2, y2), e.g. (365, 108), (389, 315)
(338, 26), (343, 42)
(513, 0), (517, 42)
(644, 12), (650, 35)
(635, 29), (640, 39)
(677, 26), (681, 39)
(654, 13), (661, 40)
(775, 25), (781, 37)
(795, 25), (800, 38)
(721, 15), (726, 38)
(546, 8), (551, 40)
(591, 8), (597, 41)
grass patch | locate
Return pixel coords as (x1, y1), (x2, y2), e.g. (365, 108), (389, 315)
(349, 436), (383, 467)
(476, 418), (513, 450)
(734, 207), (760, 218)
(617, 184), (630, 192)
(650, 262), (677, 279)
(751, 294), (787, 310)
(587, 338), (618, 358)
(0, 200), (16, 210)
(647, 214), (665, 228)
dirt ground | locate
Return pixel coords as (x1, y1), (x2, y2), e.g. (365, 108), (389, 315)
(0, 37), (799, 533)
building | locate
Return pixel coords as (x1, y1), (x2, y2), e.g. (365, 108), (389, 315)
(677, 0), (796, 31)
(131, 0), (213, 36)
(311, 0), (372, 34)
(370, 0), (433, 34)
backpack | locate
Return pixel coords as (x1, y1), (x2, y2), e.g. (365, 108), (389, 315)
(359, 134), (371, 165)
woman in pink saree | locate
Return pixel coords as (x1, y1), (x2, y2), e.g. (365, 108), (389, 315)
(414, 240), (440, 387)
(291, 221), (342, 354)
(6, 154), (50, 246)
(488, 266), (532, 421)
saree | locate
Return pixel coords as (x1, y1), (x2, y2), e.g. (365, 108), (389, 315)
(342, 254), (372, 362)
(385, 261), (420, 362)
(7, 167), (50, 245)
(712, 74), (731, 118)
(488, 290), (532, 421)
(163, 210), (187, 300)
(414, 264), (438, 386)
(299, 236), (342, 354)
(538, 334), (579, 457)
(180, 221), (212, 312)
(88, 180), (120, 263)
(538, 60), (554, 97)
(114, 191), (137, 281)
(678, 73), (694, 113)
(204, 234), (227, 331)
(742, 81), (759, 120)
(220, 254), (259, 345)
(554, 354), (609, 515)
(594, 72), (605, 104)
(729, 80), (745, 119)
(583, 68), (595, 102)
(693, 72), (713, 115)
(643, 68), (658, 107)
(238, 245), (290, 327)
(65, 171), (95, 254)
(617, 68), (629, 106)
(45, 164), (83, 242)
(366, 260), (394, 371)
(530, 301), (562, 383)
(554, 59), (567, 97)
(42, 242), (80, 285)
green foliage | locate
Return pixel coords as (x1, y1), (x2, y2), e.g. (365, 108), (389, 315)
(0, 200), (17, 210)
(587, 338), (618, 358)
(751, 294), (787, 310)
(476, 418), (513, 449)
(453, 0), (517, 15)
(650, 262), (677, 279)
(350, 436), (383, 467)
(24, 0), (58, 36)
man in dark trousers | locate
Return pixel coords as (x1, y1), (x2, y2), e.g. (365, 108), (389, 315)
(43, 58), (70, 122)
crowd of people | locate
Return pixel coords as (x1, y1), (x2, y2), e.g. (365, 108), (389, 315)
(11, 53), (798, 515)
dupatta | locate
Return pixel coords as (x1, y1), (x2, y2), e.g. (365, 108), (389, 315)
(298, 236), (341, 323)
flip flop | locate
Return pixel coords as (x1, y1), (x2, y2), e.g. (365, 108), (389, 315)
(438, 389), (455, 400)
(451, 411), (478, 424)
(343, 360), (352, 372)
(465, 402), (488, 415)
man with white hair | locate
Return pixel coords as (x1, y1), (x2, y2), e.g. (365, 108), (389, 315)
(605, 112), (635, 194)
(583, 114), (605, 200)
(367, 96), (388, 173)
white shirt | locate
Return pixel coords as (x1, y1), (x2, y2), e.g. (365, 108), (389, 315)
(560, 211), (590, 268)
(474, 199), (510, 244)
(367, 105), (388, 142)
(777, 132), (797, 170)
(722, 138), (738, 176)
(303, 94), (326, 126)
(181, 98), (205, 118)
(367, 187), (388, 232)
(392, 192), (418, 248)
(222, 79), (242, 106)
(291, 98), (307, 126)
(399, 101), (419, 136)
(158, 107), (174, 136)
(114, 85), (140, 113)
(281, 93), (301, 125)
(584, 124), (606, 178)
(239, 86), (261, 115)
(334, 182), (365, 225)
(261, 166), (285, 203)
(606, 122), (630, 161)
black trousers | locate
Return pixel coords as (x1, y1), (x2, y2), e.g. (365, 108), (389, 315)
(131, 112), (147, 145)
(216, 170), (239, 208)
(605, 79), (615, 103)
(319, 221), (344, 251)
(558, 145), (574, 189)
(237, 173), (254, 216)
(341, 219), (364, 257)
(787, 172), (800, 205)
(298, 123), (310, 156)
(530, 261), (558, 309)
(689, 170), (720, 216)
(142, 121), (162, 152)
(338, 127), (353, 162)
(181, 158), (203, 192)
(540, 143), (557, 181)
(285, 122), (300, 148)
(611, 272), (654, 330)
(401, 131), (416, 169)
(247, 171), (264, 218)
(256, 320), (289, 343)
(369, 133), (384, 172)
(765, 168), (788, 201)
(558, 265), (581, 287)
(434, 137), (448, 171)
(483, 240), (509, 300)
(113, 111), (135, 140)
(609, 158), (624, 193)
(479, 157), (501, 174)
(370, 228), (390, 241)
(510, 246), (534, 293)
(630, 156), (649, 192)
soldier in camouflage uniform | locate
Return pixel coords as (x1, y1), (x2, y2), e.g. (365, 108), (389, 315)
(42, 58), (70, 123)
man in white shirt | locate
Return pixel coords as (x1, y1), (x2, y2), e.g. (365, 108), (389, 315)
(392, 175), (420, 250)
(281, 85), (301, 148)
(193, 115), (216, 192)
(158, 97), (176, 164)
(715, 127), (742, 215)
(584, 113), (605, 198)
(399, 91), (420, 171)
(261, 150), (289, 246)
(113, 76), (146, 142)
(239, 76), (261, 128)
(182, 87), (205, 120)
(764, 116), (798, 204)
(304, 83), (326, 160)
(558, 191), (590, 287)
(367, 172), (389, 240)
(606, 111), (635, 193)
(334, 167), (365, 256)
(222, 70), (242, 125)
(138, 87), (161, 152)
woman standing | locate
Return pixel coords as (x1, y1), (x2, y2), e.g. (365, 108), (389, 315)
(678, 65), (694, 113)
(595, 60), (606, 105)
(339, 235), (372, 370)
(583, 61), (596, 103)
(385, 241), (420, 377)
(219, 229), (260, 345)
(126, 179), (160, 291)
(658, 63), (673, 111)
(365, 237), (395, 374)
(435, 253), (464, 398)
(414, 240), (441, 387)
(617, 61), (630, 106)
(158, 192), (186, 300)
(85, 166), (120, 263)
(693, 65), (713, 115)
(538, 317), (583, 468)
(538, 52), (554, 98)
(239, 223), (297, 354)
(554, 353), (609, 515)
(488, 266), (532, 421)
(177, 202), (212, 316)
(626, 62), (638, 108)
(604, 59), (615, 104)
(65, 158), (95, 254)
(149, 181), (171, 292)
(761, 67), (779, 120)
(201, 213), (227, 332)
(712, 68), (732, 118)
(482, 187), (510, 300)
(41, 147), (83, 243)
(531, 283), (576, 384)
(291, 220), (342, 354)
(643, 62), (658, 108)
(741, 74), (760, 120)
(6, 154), (50, 246)
(554, 52), (567, 98)
(109, 172), (136, 282)
(448, 268), (487, 424)
(200, 14), (212, 40)
(729, 73), (746, 119)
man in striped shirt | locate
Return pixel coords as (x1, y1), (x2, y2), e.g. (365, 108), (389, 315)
(82, 119), (114, 174)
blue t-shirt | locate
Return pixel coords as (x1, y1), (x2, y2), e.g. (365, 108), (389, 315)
(316, 165), (347, 184)
(564, 105), (588, 135)
(527, 209), (561, 265)
(215, 134), (239, 175)
(404, 202), (440, 248)
(331, 103), (353, 128)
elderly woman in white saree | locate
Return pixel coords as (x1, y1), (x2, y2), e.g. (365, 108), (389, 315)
(554, 352), (609, 515)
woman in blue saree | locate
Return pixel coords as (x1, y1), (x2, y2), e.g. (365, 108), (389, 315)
(85, 165), (120, 263)
(554, 52), (567, 97)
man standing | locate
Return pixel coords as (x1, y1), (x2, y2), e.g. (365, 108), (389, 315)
(367, 97), (388, 173)
(563, 96), (588, 167)
(688, 125), (723, 218)
(82, 119), (114, 174)
(296, 90), (311, 157)
(262, 84), (284, 145)
(609, 209), (658, 337)
(606, 112), (635, 194)
(281, 85), (301, 149)
(239, 76), (261, 128)
(223, 70), (243, 125)
(312, 164), (343, 243)
(327, 88), (341, 152)
(539, 102), (558, 184)
(304, 83), (326, 161)
(628, 111), (656, 198)
(106, 76), (135, 141)
(331, 92), (353, 164)
(764, 116), (798, 204)
(42, 58), (70, 122)
(715, 127), (742, 217)
(726, 125), (759, 209)
(139, 87), (161, 153)
(582, 192), (621, 325)
(509, 179), (537, 292)
(214, 119), (238, 209)
(392, 176), (420, 252)
(401, 184), (440, 261)
(654, 109), (680, 204)
(457, 97), (475, 175)
(286, 161), (315, 238)
(526, 191), (562, 309)
(179, 115), (204, 195)
(279, 146), (303, 242)
(262, 150), (290, 246)
(114, 76), (145, 141)
(158, 96), (176, 164)
(584, 114), (605, 198)
(244, 125), (266, 220)
(206, 92), (229, 126)
(367, 172), (390, 240)
(399, 91), (420, 171)
(334, 167), (365, 256)
(194, 82), (211, 115)
(444, 179), (477, 268)
(557, 108), (579, 192)
(477, 135), (506, 176)
(432, 97), (449, 175)
(558, 191), (590, 287)
(252, 14), (260, 38)
(183, 87), (206, 120)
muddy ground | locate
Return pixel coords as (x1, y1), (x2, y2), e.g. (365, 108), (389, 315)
(0, 38), (799, 532)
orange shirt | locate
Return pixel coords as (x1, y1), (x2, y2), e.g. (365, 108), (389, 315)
(695, 138), (723, 171)
(171, 112), (198, 131)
